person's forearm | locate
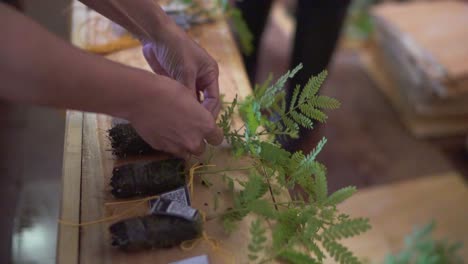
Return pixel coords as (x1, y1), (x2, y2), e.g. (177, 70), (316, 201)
(79, 0), (175, 42)
(0, 4), (160, 118)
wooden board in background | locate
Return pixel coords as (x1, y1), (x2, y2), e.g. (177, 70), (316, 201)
(359, 42), (468, 138)
(371, 1), (468, 97)
(338, 173), (468, 262)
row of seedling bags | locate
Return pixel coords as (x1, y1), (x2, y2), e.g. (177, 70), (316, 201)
(108, 124), (203, 253)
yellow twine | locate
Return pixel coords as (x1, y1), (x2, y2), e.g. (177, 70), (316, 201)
(188, 163), (216, 197)
(180, 210), (235, 264)
(76, 14), (140, 54)
(59, 163), (215, 227)
(59, 162), (236, 263)
(59, 195), (160, 227)
(104, 194), (160, 206)
(59, 200), (147, 227)
(84, 34), (140, 55)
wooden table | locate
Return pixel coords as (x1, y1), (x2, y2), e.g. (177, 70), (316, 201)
(58, 2), (272, 264)
(58, 2), (468, 263)
(338, 172), (468, 263)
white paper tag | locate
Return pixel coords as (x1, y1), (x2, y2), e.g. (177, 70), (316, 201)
(169, 255), (210, 264)
(150, 199), (198, 222)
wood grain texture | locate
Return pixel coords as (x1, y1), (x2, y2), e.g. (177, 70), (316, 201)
(57, 111), (83, 264)
(359, 42), (468, 138)
(337, 172), (468, 262)
(371, 1), (468, 97)
(77, 113), (269, 263)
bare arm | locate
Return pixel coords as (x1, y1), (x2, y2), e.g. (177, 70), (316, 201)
(0, 4), (222, 157)
(79, 0), (221, 117)
(0, 3), (143, 114)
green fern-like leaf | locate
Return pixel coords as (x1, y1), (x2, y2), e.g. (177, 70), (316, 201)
(314, 171), (328, 204)
(273, 223), (296, 250)
(278, 250), (320, 264)
(309, 137), (327, 161)
(273, 208), (303, 249)
(282, 116), (300, 136)
(323, 239), (361, 264)
(300, 106), (328, 123)
(289, 140), (327, 192)
(325, 186), (357, 206)
(239, 98), (261, 136)
(218, 95), (238, 136)
(289, 85), (301, 111)
(229, 8), (253, 56)
(291, 111), (314, 129)
(248, 219), (267, 261)
(259, 142), (291, 167)
(299, 70), (328, 104)
(310, 95), (341, 109)
(290, 151), (305, 167)
(248, 199), (276, 219)
(323, 218), (371, 240)
(305, 241), (326, 262)
(214, 66), (368, 263)
(258, 64), (303, 108)
(384, 221), (464, 264)
(222, 214), (240, 233)
(254, 74), (273, 99)
(241, 172), (269, 204)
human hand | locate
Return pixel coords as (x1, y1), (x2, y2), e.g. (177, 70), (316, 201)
(141, 23), (221, 118)
(121, 71), (223, 159)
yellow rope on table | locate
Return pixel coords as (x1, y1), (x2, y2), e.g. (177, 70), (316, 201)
(59, 163), (215, 227)
(188, 163), (216, 197)
(59, 200), (147, 227)
(84, 34), (140, 55)
(59, 194), (161, 227)
(59, 162), (236, 262)
(104, 194), (160, 206)
(180, 210), (235, 264)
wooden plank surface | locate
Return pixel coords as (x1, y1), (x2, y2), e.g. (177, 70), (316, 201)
(372, 17), (468, 117)
(338, 172), (468, 262)
(359, 41), (468, 138)
(78, 112), (264, 263)
(57, 111), (83, 264)
(371, 1), (468, 97)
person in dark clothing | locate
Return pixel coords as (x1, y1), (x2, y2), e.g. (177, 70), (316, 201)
(237, 0), (351, 151)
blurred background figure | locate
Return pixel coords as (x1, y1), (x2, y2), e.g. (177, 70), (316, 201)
(237, 0), (351, 152)
(238, 0), (351, 86)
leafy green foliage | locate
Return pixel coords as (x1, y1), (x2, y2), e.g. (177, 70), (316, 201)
(345, 0), (377, 40)
(215, 65), (370, 263)
(322, 218), (371, 240)
(325, 186), (357, 206)
(258, 64), (303, 109)
(248, 219), (267, 261)
(278, 250), (320, 264)
(323, 239), (360, 264)
(218, 95), (237, 136)
(384, 221), (464, 264)
(228, 7), (254, 56)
